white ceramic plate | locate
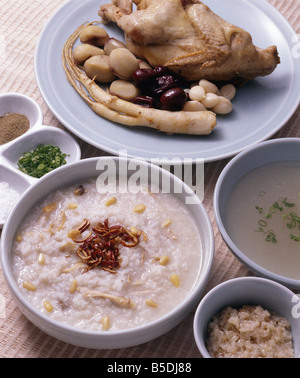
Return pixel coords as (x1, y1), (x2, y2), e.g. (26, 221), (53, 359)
(34, 0), (300, 163)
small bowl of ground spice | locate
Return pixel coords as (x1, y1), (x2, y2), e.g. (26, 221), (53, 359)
(0, 92), (43, 146)
(193, 277), (300, 358)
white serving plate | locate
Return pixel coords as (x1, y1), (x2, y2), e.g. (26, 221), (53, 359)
(0, 92), (81, 227)
(34, 0), (300, 163)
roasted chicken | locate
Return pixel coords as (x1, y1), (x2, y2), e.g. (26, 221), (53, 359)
(99, 0), (280, 82)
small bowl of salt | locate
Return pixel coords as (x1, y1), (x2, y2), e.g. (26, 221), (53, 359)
(0, 165), (31, 226)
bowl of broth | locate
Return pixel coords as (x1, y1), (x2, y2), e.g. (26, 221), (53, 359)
(214, 138), (300, 290)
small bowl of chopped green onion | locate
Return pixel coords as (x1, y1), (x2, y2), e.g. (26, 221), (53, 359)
(17, 144), (69, 179)
(214, 138), (300, 290)
(2, 125), (81, 180)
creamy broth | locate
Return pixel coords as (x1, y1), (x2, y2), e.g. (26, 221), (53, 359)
(226, 161), (300, 279)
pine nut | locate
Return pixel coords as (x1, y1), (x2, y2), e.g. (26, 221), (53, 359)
(68, 229), (81, 239)
(43, 202), (57, 213)
(146, 298), (157, 308)
(105, 196), (117, 206)
(101, 316), (110, 330)
(159, 255), (169, 266)
(170, 274), (180, 287)
(43, 300), (53, 312)
(67, 203), (77, 209)
(70, 279), (78, 294)
(162, 218), (172, 228)
(15, 234), (23, 242)
(59, 241), (76, 252)
(38, 253), (45, 265)
(130, 225), (139, 235)
(133, 204), (146, 213)
(23, 281), (36, 291)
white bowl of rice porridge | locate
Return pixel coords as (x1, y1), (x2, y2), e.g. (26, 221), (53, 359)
(1, 157), (214, 349)
(193, 277), (300, 358)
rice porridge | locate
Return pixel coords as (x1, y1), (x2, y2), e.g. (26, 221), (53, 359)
(12, 178), (202, 331)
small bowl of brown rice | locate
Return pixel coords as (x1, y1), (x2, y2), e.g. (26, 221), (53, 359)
(193, 276), (300, 358)
(1, 156), (214, 349)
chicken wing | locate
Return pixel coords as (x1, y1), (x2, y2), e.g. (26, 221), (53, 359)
(99, 0), (280, 81)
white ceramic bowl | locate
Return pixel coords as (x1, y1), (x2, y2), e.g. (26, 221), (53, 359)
(214, 138), (300, 290)
(193, 277), (300, 358)
(0, 92), (43, 137)
(0, 93), (81, 227)
(1, 157), (214, 349)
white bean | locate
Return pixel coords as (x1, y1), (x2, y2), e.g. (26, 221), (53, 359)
(138, 60), (152, 69)
(104, 37), (126, 55)
(183, 100), (206, 112)
(108, 48), (139, 80)
(212, 96), (233, 114)
(84, 55), (116, 83)
(109, 80), (140, 101)
(189, 85), (205, 101)
(79, 25), (109, 47)
(73, 44), (104, 65)
(201, 93), (220, 108)
(199, 79), (218, 94)
(220, 84), (236, 100)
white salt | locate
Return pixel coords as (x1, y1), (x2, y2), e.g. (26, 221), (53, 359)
(0, 182), (20, 223)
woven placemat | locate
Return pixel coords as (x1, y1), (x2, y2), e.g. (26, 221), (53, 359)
(0, 0), (299, 358)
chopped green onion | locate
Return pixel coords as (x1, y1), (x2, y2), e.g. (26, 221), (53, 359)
(258, 220), (267, 227)
(264, 230), (277, 243)
(255, 205), (263, 214)
(282, 198), (295, 208)
(290, 234), (300, 242)
(17, 144), (68, 178)
(255, 194), (300, 245)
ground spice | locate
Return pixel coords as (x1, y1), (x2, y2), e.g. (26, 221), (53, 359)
(0, 113), (30, 145)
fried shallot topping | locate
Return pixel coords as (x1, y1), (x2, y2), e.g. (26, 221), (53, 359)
(73, 218), (142, 273)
